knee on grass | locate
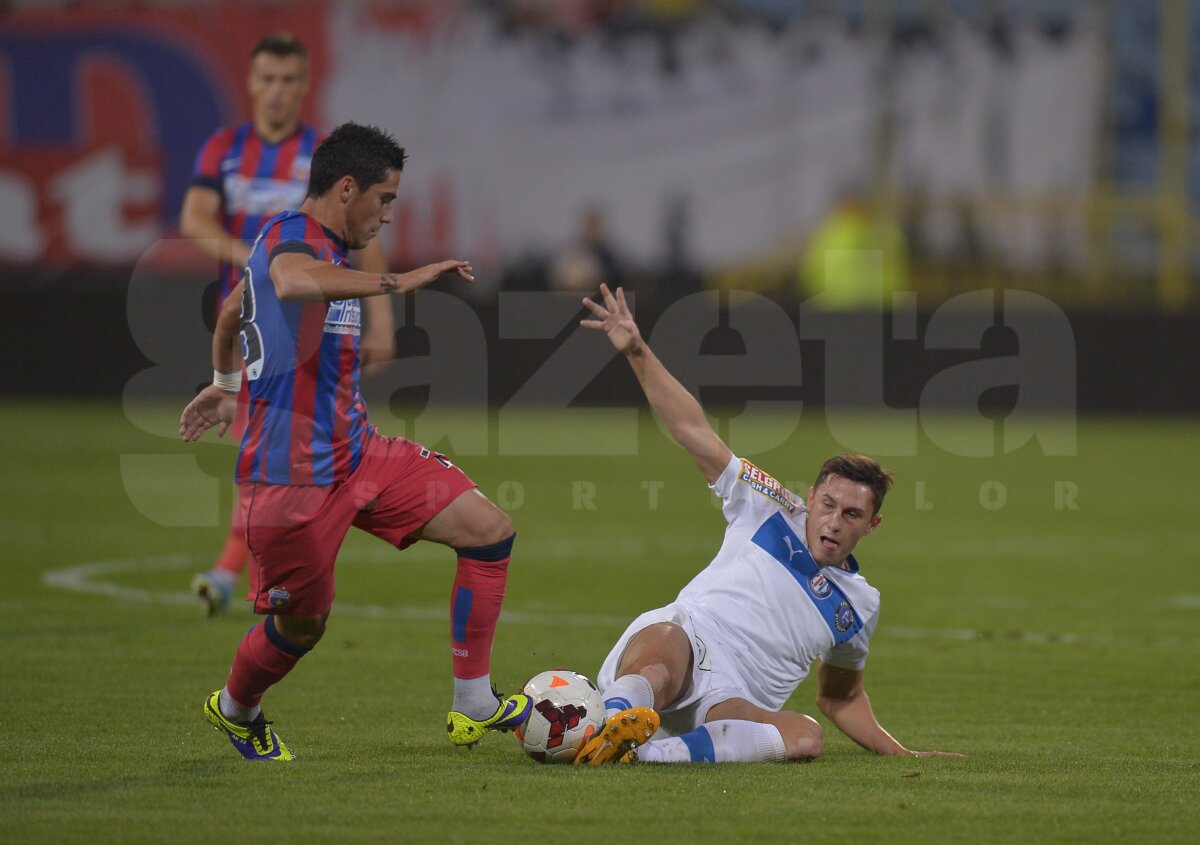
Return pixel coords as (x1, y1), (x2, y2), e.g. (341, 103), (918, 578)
(780, 713), (824, 761)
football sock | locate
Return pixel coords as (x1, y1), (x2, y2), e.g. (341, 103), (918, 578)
(453, 676), (499, 720)
(602, 673), (655, 717)
(637, 720), (787, 763)
(450, 534), (514, 719)
(219, 687), (260, 723)
(225, 616), (310, 710)
(212, 514), (250, 577)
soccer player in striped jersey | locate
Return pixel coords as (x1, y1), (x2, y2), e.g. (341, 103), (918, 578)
(180, 123), (529, 761)
(573, 284), (963, 765)
(181, 33), (396, 615)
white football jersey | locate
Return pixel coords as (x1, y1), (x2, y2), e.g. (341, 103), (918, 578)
(673, 454), (881, 712)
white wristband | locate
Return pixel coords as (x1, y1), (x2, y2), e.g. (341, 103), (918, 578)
(213, 369), (242, 393)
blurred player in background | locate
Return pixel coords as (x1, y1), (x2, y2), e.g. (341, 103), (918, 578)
(180, 33), (395, 615)
(574, 284), (963, 765)
(180, 123), (529, 761)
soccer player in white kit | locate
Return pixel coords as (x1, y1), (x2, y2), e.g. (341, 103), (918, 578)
(575, 284), (963, 765)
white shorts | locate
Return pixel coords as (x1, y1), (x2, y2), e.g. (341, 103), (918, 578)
(597, 602), (767, 738)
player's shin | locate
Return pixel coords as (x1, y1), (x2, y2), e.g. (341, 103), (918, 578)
(225, 616), (310, 711)
(637, 720), (787, 763)
(450, 534), (514, 719)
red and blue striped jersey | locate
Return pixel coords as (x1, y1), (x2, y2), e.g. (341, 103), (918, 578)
(190, 122), (323, 305)
(236, 211), (372, 487)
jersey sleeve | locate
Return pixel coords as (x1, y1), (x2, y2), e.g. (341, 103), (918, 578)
(710, 454), (804, 527)
(264, 215), (320, 264)
(269, 240), (320, 262)
(191, 128), (230, 193)
(820, 606), (878, 670)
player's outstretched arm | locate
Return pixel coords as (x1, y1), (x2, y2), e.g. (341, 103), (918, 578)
(582, 284), (732, 483)
(816, 663), (965, 758)
(270, 252), (473, 303)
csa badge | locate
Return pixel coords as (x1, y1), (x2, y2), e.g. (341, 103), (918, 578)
(268, 587), (291, 608)
(809, 572), (832, 599)
(834, 601), (854, 632)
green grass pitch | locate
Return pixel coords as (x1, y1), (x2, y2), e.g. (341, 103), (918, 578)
(1, 401), (1197, 844)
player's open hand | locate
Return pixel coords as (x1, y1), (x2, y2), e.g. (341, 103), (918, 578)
(581, 284), (642, 355)
(180, 385), (238, 442)
(417, 259), (475, 287)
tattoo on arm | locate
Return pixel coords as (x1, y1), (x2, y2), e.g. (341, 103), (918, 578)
(380, 274), (400, 293)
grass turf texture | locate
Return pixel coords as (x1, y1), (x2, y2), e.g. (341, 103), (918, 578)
(1, 401), (1197, 844)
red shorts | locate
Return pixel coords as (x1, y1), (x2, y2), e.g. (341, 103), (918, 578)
(238, 433), (476, 616)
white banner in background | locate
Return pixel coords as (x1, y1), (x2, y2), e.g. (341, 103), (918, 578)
(322, 7), (1101, 276)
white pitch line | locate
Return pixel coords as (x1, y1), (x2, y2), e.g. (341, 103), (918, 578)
(40, 554), (630, 628)
(42, 555), (199, 607)
(40, 554), (1200, 646)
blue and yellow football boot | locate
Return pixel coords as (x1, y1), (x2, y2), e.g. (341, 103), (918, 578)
(446, 691), (532, 747)
(204, 690), (294, 762)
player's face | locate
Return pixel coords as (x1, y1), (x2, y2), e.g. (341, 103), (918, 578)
(805, 475), (882, 567)
(344, 170), (400, 250)
(248, 53), (309, 132)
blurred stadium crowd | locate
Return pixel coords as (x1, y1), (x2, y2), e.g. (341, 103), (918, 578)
(0, 0), (1196, 312)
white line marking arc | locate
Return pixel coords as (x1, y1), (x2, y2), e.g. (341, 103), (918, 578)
(40, 555), (1200, 647)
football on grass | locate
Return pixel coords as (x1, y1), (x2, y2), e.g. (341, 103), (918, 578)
(515, 670), (605, 763)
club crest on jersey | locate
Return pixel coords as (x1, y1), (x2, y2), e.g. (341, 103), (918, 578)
(268, 587), (291, 608)
(809, 572), (832, 599)
(834, 601), (854, 632)
(738, 460), (798, 513)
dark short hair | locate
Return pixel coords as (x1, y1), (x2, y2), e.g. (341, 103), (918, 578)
(307, 123), (408, 198)
(814, 453), (894, 515)
(251, 33), (308, 62)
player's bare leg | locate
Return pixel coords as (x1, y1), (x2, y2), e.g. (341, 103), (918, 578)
(273, 612), (329, 649)
(414, 488), (512, 550)
(413, 490), (531, 745)
(575, 623), (691, 764)
(611, 622), (693, 708)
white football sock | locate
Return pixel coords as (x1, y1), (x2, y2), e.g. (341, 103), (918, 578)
(601, 673), (655, 717)
(637, 720), (787, 763)
(453, 675), (498, 720)
(219, 687), (261, 723)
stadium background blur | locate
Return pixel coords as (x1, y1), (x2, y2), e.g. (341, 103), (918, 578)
(0, 0), (1197, 409)
(2, 3), (1199, 843)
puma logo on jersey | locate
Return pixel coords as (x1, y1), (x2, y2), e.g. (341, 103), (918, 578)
(782, 535), (803, 562)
